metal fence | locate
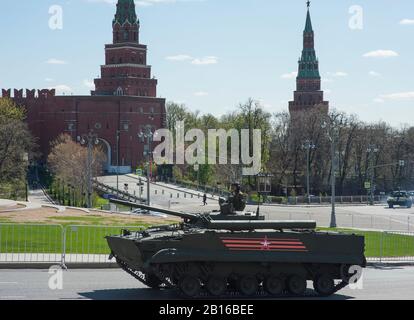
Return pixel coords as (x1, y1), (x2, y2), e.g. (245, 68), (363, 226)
(262, 211), (413, 233)
(0, 223), (413, 265)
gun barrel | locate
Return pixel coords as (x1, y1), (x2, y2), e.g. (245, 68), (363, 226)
(109, 199), (198, 221)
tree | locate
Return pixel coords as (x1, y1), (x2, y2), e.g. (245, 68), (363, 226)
(47, 134), (106, 206)
(0, 98), (36, 198)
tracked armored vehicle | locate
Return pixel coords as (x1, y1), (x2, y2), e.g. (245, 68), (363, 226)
(106, 203), (366, 298)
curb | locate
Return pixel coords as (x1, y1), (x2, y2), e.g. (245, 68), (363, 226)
(0, 263), (120, 270)
(367, 262), (414, 267)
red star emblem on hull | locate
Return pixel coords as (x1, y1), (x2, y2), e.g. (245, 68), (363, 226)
(260, 236), (272, 251)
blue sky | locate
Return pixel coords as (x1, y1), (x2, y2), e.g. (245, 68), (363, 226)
(0, 0), (413, 127)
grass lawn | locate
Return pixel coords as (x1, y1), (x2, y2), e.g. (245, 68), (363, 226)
(0, 224), (146, 255)
(318, 228), (414, 258)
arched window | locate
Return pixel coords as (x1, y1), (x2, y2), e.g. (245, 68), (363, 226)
(116, 87), (124, 96)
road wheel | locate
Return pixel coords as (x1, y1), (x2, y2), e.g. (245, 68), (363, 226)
(238, 276), (259, 296)
(313, 274), (336, 297)
(206, 276), (227, 296)
(264, 276), (284, 295)
(179, 276), (201, 298)
(146, 273), (162, 289)
(286, 275), (307, 296)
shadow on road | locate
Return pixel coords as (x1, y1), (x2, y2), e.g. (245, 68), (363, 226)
(78, 288), (353, 301)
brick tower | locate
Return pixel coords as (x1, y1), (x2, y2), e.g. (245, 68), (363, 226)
(289, 1), (329, 114)
(93, 0), (158, 97)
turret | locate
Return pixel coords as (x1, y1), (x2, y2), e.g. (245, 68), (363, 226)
(109, 199), (317, 231)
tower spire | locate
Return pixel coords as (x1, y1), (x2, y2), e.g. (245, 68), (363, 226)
(113, 0), (138, 25)
(288, 2), (329, 114)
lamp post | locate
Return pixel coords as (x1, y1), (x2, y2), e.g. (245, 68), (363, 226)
(116, 130), (120, 196)
(80, 131), (99, 209)
(256, 172), (273, 217)
(322, 120), (337, 228)
(302, 140), (316, 204)
(138, 127), (157, 205)
(367, 145), (379, 206)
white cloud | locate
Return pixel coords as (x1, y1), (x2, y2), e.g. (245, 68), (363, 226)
(193, 91), (209, 96)
(166, 54), (218, 65)
(281, 71), (297, 79)
(400, 19), (414, 25)
(50, 85), (72, 95)
(46, 58), (68, 65)
(369, 71), (382, 77)
(86, 0), (205, 7)
(83, 79), (95, 89)
(327, 71), (348, 77)
(363, 50), (399, 58)
(191, 56), (218, 65)
(378, 91), (414, 101)
(166, 54), (193, 61)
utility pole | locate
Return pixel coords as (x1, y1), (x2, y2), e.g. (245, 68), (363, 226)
(330, 133), (337, 228)
(322, 120), (337, 228)
(116, 130), (120, 196)
(80, 131), (99, 209)
(302, 140), (315, 204)
(367, 145), (379, 205)
(138, 127), (157, 206)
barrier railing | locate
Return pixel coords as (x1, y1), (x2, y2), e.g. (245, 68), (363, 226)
(0, 224), (64, 263)
(62, 225), (145, 264)
(0, 223), (413, 265)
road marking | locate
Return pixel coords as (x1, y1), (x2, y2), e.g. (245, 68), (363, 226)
(0, 282), (18, 285)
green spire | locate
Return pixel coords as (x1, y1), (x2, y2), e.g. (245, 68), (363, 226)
(298, 2), (320, 79)
(304, 7), (313, 32)
(113, 0), (138, 25)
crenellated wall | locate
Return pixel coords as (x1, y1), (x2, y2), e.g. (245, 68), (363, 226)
(1, 89), (56, 99)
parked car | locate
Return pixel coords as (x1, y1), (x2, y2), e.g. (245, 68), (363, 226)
(387, 191), (413, 209)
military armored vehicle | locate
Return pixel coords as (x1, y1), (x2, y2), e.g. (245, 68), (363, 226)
(106, 203), (366, 298)
(387, 191), (413, 209)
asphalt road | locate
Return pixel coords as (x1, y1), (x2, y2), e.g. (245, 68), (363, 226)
(0, 266), (413, 300)
(97, 175), (414, 232)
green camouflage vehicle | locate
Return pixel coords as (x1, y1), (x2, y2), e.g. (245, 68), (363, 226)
(106, 203), (366, 298)
(387, 191), (413, 209)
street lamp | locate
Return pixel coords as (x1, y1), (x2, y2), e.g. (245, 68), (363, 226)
(322, 120), (338, 228)
(116, 130), (120, 195)
(22, 152), (29, 202)
(138, 126), (158, 205)
(79, 131), (99, 209)
(367, 145), (379, 206)
(302, 140), (316, 204)
(256, 172), (273, 217)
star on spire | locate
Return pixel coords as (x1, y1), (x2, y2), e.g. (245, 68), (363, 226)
(307, 1), (311, 9)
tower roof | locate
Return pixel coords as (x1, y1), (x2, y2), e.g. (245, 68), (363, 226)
(113, 0), (138, 25)
(304, 5), (313, 32)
